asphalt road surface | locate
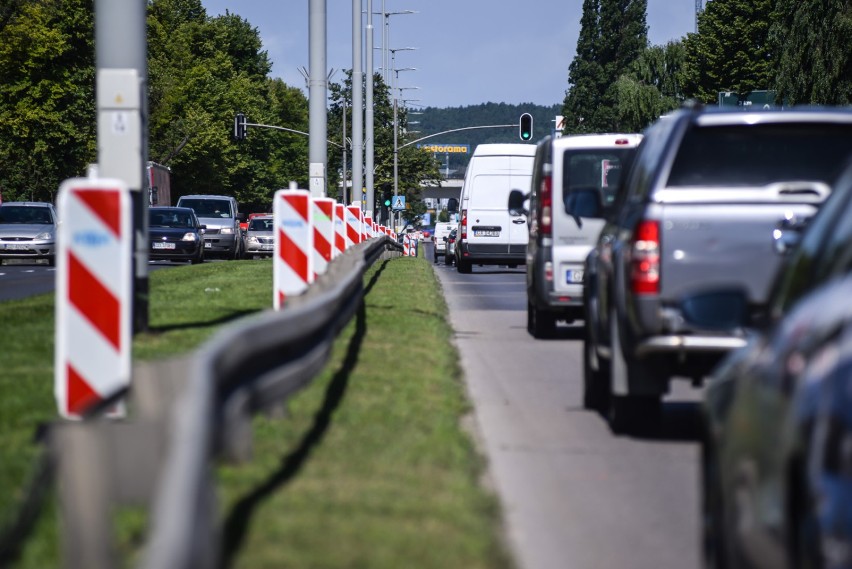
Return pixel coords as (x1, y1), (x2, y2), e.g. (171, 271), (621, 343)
(429, 243), (703, 569)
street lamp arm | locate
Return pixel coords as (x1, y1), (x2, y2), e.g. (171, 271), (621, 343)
(246, 122), (343, 148)
(399, 124), (516, 149)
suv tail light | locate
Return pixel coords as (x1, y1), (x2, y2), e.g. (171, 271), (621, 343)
(630, 220), (660, 295)
(460, 209), (468, 240)
(538, 168), (553, 237)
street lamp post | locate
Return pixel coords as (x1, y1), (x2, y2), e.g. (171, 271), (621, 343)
(391, 66), (416, 230)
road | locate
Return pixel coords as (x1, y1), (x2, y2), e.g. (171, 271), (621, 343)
(0, 260), (177, 302)
(429, 244), (704, 569)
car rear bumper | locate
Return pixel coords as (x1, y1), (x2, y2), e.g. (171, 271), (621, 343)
(458, 242), (525, 265)
(634, 334), (748, 357)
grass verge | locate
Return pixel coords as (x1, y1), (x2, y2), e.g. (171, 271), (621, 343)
(0, 255), (512, 569)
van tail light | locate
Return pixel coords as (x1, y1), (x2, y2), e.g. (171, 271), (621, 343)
(460, 209), (468, 240)
(538, 171), (553, 237)
(544, 261), (553, 282)
(630, 220), (660, 295)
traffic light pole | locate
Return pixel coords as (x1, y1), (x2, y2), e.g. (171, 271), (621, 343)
(399, 124), (517, 149)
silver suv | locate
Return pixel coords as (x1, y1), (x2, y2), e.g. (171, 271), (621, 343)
(175, 194), (244, 259)
(0, 201), (58, 266)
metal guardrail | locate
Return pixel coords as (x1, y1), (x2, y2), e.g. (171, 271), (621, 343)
(38, 236), (402, 569)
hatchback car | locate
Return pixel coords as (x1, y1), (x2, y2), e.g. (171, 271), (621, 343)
(0, 201), (58, 266)
(148, 206), (206, 264)
(691, 156), (852, 569)
(243, 215), (274, 259)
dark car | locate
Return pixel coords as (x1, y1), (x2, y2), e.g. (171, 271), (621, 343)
(444, 228), (457, 266)
(148, 206), (206, 264)
(692, 157), (852, 569)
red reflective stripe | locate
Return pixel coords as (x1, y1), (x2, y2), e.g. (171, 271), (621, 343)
(68, 252), (121, 350)
(278, 228), (310, 282)
(76, 189), (121, 238)
(335, 232), (346, 252)
(67, 363), (101, 416)
(314, 228), (333, 261)
(283, 193), (310, 222)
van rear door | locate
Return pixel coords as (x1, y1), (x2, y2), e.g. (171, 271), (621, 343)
(466, 162), (532, 255)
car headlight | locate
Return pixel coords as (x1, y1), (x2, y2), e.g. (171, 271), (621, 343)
(248, 236), (259, 244)
(35, 232), (54, 241)
(181, 233), (198, 242)
(220, 227), (234, 235)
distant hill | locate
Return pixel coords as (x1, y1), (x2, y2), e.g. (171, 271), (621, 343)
(411, 102), (561, 176)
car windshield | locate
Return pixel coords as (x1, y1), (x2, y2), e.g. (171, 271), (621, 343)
(249, 218), (273, 231)
(149, 210), (195, 228)
(667, 123), (852, 187)
(0, 206), (54, 224)
(179, 198), (233, 218)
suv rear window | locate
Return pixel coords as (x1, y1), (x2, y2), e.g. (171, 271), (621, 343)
(562, 148), (636, 211)
(667, 124), (852, 187)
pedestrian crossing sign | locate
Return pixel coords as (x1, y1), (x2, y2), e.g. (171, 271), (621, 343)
(392, 195), (406, 211)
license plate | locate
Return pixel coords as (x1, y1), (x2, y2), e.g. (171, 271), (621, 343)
(153, 242), (175, 250)
(204, 242), (212, 249)
(474, 230), (500, 237)
(3, 243), (28, 250)
(566, 269), (584, 284)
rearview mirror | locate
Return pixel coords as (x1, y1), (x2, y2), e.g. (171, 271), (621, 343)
(508, 189), (529, 216)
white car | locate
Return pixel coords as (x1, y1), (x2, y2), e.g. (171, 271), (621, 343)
(432, 221), (457, 263)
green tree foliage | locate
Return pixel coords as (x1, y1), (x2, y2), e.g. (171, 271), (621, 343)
(613, 41), (685, 131)
(771, 0), (852, 105)
(682, 0), (775, 103)
(563, 0), (648, 134)
(0, 0), (308, 210)
(147, 0), (308, 211)
(327, 70), (441, 224)
(0, 0), (95, 202)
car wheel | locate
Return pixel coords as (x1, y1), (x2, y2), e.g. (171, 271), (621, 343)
(528, 301), (557, 339)
(608, 311), (660, 434)
(582, 317), (610, 412)
(457, 258), (472, 274)
(191, 249), (204, 265)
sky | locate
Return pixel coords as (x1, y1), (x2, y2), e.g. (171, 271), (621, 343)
(200, 0), (696, 109)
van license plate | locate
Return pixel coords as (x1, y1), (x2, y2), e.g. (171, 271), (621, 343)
(474, 230), (500, 237)
(566, 269), (584, 283)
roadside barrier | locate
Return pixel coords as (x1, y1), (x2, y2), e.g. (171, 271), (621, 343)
(0, 235), (402, 569)
(273, 189), (313, 309)
(312, 197), (335, 277)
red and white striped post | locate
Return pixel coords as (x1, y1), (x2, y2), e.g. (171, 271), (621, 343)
(363, 215), (374, 240)
(274, 189), (313, 310)
(345, 205), (362, 247)
(55, 178), (132, 419)
(312, 197), (335, 277)
(334, 203), (347, 254)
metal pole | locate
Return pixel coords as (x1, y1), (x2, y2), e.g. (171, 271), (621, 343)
(342, 98), (348, 204)
(365, 0), (375, 216)
(309, 0), (328, 197)
(95, 0), (148, 333)
(393, 96), (398, 230)
(352, 0), (363, 209)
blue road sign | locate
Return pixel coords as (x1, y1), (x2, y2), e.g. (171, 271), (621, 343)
(392, 195), (406, 211)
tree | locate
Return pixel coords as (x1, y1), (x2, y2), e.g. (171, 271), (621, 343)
(0, 0), (96, 202)
(681, 0), (775, 103)
(563, 0), (648, 133)
(771, 0), (852, 105)
(613, 41), (685, 131)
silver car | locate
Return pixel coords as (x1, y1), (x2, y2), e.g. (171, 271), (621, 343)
(243, 215), (274, 258)
(0, 201), (58, 266)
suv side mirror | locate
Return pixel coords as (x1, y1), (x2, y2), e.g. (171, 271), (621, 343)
(447, 197), (459, 213)
(508, 189), (529, 216)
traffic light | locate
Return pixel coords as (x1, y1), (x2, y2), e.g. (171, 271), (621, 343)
(234, 112), (247, 141)
(519, 113), (533, 141)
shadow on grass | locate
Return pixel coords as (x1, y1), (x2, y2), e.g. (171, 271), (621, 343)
(219, 301), (369, 568)
(146, 310), (257, 334)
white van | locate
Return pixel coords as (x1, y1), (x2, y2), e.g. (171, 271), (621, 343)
(508, 133), (643, 337)
(455, 144), (536, 273)
(432, 221), (457, 264)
